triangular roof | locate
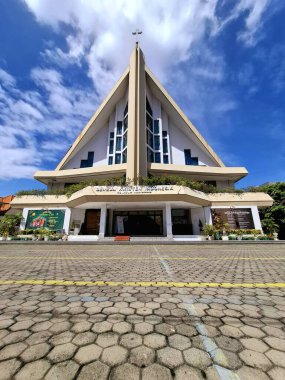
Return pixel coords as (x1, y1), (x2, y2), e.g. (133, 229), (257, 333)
(56, 45), (224, 173)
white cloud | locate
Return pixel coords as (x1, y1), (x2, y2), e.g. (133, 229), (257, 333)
(0, 66), (99, 180)
(0, 68), (16, 88)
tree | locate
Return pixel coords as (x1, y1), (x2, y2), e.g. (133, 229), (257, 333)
(0, 213), (22, 237)
(245, 182), (285, 239)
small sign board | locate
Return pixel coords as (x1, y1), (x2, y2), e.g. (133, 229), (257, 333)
(26, 209), (65, 230)
(211, 208), (254, 230)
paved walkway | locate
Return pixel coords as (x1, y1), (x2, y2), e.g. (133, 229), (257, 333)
(0, 243), (284, 379)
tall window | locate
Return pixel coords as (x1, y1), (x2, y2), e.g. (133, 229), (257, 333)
(184, 149), (198, 165)
(108, 103), (128, 165)
(146, 97), (161, 163)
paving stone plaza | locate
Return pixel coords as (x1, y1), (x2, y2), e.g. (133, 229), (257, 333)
(0, 242), (284, 379)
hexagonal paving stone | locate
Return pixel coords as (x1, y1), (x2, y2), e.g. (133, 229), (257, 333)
(155, 323), (176, 336)
(236, 366), (272, 380)
(144, 333), (166, 349)
(184, 348), (211, 370)
(96, 332), (119, 348)
(264, 337), (285, 351)
(239, 349), (272, 371)
(176, 324), (197, 337)
(157, 347), (184, 369)
(240, 338), (269, 353)
(137, 307), (152, 316)
(77, 361), (109, 380)
(214, 336), (243, 352)
(219, 325), (244, 338)
(169, 334), (191, 350)
(31, 321), (52, 332)
(10, 320), (34, 331)
(25, 331), (52, 345)
(47, 342), (77, 363)
(142, 363), (172, 380)
(74, 344), (102, 364)
(20, 343), (50, 362)
(0, 342), (27, 360)
(110, 363), (140, 380)
(0, 358), (21, 380)
(2, 331), (30, 345)
(129, 345), (155, 367)
(92, 321), (112, 333)
(134, 322), (153, 335)
(120, 333), (142, 348)
(0, 319), (14, 329)
(72, 332), (96, 346)
(15, 359), (51, 380)
(45, 360), (79, 380)
(49, 321), (71, 334)
(101, 345), (128, 366)
(113, 321), (132, 334)
(265, 349), (285, 367)
(240, 326), (265, 338)
(174, 365), (204, 380)
(268, 367), (285, 380)
(49, 331), (75, 346)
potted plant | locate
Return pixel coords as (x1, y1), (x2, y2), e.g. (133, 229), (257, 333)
(236, 229), (243, 240)
(202, 224), (216, 240)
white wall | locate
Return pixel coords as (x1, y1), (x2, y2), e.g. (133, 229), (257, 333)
(63, 126), (109, 169)
(70, 209), (86, 231)
(191, 207), (205, 235)
(169, 121), (216, 166)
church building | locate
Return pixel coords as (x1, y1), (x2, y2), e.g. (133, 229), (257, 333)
(11, 45), (273, 240)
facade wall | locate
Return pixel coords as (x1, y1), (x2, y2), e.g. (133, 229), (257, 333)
(63, 126), (109, 170)
(191, 208), (206, 235)
(168, 121), (216, 166)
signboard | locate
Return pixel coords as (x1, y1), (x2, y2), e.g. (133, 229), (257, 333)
(94, 185), (174, 195)
(211, 208), (254, 230)
(26, 209), (65, 231)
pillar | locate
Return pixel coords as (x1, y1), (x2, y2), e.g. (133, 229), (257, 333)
(165, 203), (173, 239)
(99, 204), (107, 239)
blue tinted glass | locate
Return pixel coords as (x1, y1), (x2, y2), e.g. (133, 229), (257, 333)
(163, 139), (168, 153)
(123, 116), (128, 132)
(123, 132), (127, 149)
(115, 153), (121, 164)
(155, 152), (161, 163)
(110, 132), (114, 139)
(147, 130), (153, 148)
(162, 131), (167, 137)
(147, 148), (154, 163)
(146, 113), (153, 132)
(154, 136), (160, 150)
(124, 103), (128, 117)
(122, 149), (127, 163)
(163, 155), (169, 164)
(108, 156), (113, 165)
(116, 136), (122, 151)
(154, 120), (159, 134)
(109, 140), (114, 154)
(117, 121), (123, 135)
(190, 157), (199, 165)
(146, 97), (153, 115)
(184, 149), (191, 165)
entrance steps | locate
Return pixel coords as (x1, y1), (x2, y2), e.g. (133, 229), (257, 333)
(68, 235), (99, 242)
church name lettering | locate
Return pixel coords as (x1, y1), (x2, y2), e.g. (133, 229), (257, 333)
(94, 185), (174, 194)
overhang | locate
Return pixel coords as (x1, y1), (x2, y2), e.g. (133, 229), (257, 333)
(148, 164), (248, 182)
(34, 164), (127, 185)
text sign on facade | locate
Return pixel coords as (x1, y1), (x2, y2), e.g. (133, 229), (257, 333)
(94, 185), (174, 195)
(211, 208), (254, 230)
(26, 209), (65, 230)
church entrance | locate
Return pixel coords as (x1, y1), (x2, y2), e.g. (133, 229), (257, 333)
(112, 210), (163, 236)
(82, 209), (101, 235)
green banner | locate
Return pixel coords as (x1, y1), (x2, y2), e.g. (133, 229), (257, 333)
(26, 209), (65, 231)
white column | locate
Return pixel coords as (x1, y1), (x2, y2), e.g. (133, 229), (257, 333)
(99, 204), (107, 239)
(165, 203), (173, 239)
(63, 208), (71, 234)
(204, 206), (212, 225)
(251, 206), (263, 231)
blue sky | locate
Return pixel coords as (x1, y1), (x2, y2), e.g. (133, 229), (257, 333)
(0, 0), (284, 195)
